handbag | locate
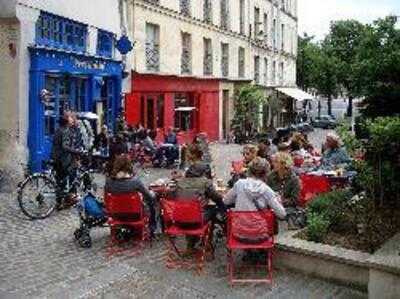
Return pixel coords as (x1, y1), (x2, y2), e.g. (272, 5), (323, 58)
(249, 196), (279, 235)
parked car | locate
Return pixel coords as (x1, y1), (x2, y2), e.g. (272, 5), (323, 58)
(312, 115), (337, 129)
(292, 122), (314, 133)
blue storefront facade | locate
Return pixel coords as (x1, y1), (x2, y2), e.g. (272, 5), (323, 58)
(28, 12), (123, 171)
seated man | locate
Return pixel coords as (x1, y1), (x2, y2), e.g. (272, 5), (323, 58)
(321, 133), (351, 170)
(104, 155), (157, 235)
(173, 144), (226, 215)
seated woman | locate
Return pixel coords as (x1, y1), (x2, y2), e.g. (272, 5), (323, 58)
(104, 155), (157, 235)
(321, 133), (351, 170)
(228, 144), (271, 187)
(267, 152), (300, 208)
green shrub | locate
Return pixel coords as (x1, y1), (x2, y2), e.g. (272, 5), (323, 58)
(306, 213), (330, 242)
(306, 190), (353, 224)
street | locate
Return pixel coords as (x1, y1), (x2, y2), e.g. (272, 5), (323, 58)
(0, 130), (366, 298)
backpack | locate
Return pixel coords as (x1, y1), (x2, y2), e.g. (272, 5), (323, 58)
(83, 193), (105, 219)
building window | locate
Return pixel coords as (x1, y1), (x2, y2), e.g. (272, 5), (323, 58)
(181, 32), (192, 75)
(272, 19), (277, 50)
(264, 13), (268, 45)
(36, 12), (87, 52)
(203, 0), (212, 23)
(145, 23), (160, 72)
(221, 43), (229, 77)
(238, 47), (245, 78)
(97, 29), (114, 57)
(220, 0), (229, 30)
(254, 7), (260, 39)
(280, 62), (284, 85)
(254, 56), (260, 84)
(264, 58), (268, 85)
(239, 0), (245, 35)
(272, 61), (276, 85)
(180, 0), (191, 17)
(144, 0), (160, 4)
(203, 38), (213, 75)
(282, 0), (286, 11)
(281, 23), (285, 50)
(174, 93), (195, 131)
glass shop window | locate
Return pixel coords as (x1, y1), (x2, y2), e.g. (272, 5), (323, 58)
(36, 12), (87, 52)
(174, 93), (195, 131)
(97, 29), (114, 58)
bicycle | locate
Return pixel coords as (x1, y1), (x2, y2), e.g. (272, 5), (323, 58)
(17, 161), (57, 220)
(17, 153), (95, 220)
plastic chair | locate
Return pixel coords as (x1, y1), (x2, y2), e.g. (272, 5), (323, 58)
(161, 198), (212, 273)
(104, 192), (150, 250)
(226, 210), (275, 285)
(299, 174), (331, 207)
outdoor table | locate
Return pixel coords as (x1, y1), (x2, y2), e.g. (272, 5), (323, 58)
(304, 170), (354, 189)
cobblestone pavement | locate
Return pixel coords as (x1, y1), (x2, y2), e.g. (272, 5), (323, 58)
(0, 132), (365, 298)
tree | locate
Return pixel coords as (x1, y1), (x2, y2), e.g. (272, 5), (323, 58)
(354, 17), (400, 118)
(325, 20), (367, 117)
(297, 34), (319, 91)
(310, 42), (340, 116)
(297, 34), (340, 116)
(231, 84), (266, 138)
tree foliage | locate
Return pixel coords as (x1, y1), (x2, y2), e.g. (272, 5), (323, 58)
(231, 84), (267, 137)
(297, 16), (400, 118)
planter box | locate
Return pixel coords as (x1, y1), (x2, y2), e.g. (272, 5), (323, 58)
(275, 231), (400, 298)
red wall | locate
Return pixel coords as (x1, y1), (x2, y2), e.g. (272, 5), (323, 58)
(126, 73), (220, 142)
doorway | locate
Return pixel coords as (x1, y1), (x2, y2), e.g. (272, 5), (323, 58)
(140, 94), (165, 130)
(222, 90), (230, 139)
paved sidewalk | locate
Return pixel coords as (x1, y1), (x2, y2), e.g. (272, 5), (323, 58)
(0, 141), (366, 298)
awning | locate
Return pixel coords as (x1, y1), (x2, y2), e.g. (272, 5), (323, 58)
(174, 107), (196, 112)
(276, 87), (315, 102)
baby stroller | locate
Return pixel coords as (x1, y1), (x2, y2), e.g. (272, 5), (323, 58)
(74, 192), (107, 248)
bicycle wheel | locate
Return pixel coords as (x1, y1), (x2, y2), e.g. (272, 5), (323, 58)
(17, 173), (57, 220)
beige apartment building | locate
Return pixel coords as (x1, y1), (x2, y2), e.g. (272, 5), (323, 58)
(125, 0), (298, 140)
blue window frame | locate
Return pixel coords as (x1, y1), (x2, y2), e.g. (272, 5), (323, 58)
(97, 30), (114, 58)
(36, 12), (87, 53)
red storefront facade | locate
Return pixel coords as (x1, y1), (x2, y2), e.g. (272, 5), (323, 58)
(125, 72), (220, 144)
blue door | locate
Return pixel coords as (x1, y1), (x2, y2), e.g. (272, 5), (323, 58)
(99, 77), (115, 130)
(42, 75), (71, 159)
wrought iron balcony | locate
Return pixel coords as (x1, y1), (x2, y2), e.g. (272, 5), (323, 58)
(181, 49), (191, 74)
(204, 54), (213, 75)
(180, 0), (191, 17)
(145, 42), (160, 71)
(143, 0), (160, 5)
(254, 72), (260, 84)
(220, 0), (229, 30)
(221, 58), (229, 77)
(203, 0), (212, 23)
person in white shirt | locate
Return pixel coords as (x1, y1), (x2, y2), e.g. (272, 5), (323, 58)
(224, 157), (286, 219)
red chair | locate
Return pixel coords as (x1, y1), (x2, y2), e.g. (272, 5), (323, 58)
(299, 174), (331, 207)
(104, 192), (150, 249)
(226, 210), (275, 285)
(161, 198), (212, 273)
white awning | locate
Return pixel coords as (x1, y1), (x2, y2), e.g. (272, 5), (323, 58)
(276, 87), (315, 102)
(174, 107), (196, 112)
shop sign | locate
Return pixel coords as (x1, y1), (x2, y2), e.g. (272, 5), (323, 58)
(73, 57), (106, 70)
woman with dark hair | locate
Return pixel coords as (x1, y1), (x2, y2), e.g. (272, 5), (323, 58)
(104, 155), (157, 235)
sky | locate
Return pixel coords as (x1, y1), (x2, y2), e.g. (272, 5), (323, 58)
(298, 0), (400, 40)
